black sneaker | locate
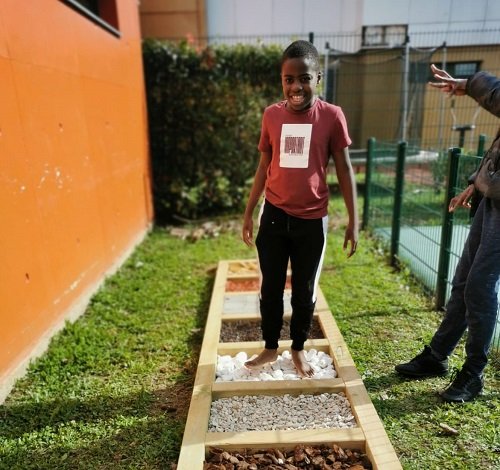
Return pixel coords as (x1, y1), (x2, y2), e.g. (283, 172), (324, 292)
(395, 346), (448, 378)
(440, 368), (484, 403)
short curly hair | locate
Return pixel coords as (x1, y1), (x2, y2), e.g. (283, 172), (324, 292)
(281, 40), (320, 71)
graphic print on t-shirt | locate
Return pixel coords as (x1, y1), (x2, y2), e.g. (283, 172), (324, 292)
(280, 123), (312, 168)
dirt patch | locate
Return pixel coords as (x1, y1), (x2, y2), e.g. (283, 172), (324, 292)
(151, 378), (195, 419)
(220, 318), (324, 342)
(226, 278), (292, 292)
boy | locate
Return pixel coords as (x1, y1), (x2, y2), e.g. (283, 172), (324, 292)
(242, 40), (359, 377)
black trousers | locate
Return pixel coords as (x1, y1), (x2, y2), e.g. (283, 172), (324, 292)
(255, 200), (327, 350)
(430, 197), (500, 375)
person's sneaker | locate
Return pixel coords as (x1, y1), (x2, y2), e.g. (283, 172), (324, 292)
(440, 367), (484, 403)
(395, 346), (448, 378)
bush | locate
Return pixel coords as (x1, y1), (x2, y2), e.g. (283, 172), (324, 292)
(430, 148), (482, 192)
(142, 40), (283, 222)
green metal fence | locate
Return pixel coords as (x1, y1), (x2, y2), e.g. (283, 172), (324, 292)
(363, 139), (500, 358)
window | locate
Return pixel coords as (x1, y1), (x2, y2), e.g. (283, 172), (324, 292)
(451, 62), (481, 78)
(362, 25), (408, 47)
(61, 0), (120, 37)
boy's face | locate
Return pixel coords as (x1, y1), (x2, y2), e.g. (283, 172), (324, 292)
(281, 57), (321, 112)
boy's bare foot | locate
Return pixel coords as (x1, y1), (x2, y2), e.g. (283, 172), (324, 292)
(244, 349), (278, 369)
(292, 349), (314, 378)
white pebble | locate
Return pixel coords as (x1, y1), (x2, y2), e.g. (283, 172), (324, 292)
(215, 350), (337, 382)
(271, 369), (284, 379)
(234, 351), (248, 364)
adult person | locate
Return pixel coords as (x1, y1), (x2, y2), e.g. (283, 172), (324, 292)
(395, 64), (500, 402)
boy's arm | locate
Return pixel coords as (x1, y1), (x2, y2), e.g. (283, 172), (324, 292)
(332, 147), (359, 257)
(242, 152), (272, 246)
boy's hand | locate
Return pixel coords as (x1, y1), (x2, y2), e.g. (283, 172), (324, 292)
(242, 216), (254, 247)
(343, 225), (358, 258)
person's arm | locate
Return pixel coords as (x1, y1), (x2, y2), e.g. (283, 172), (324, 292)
(428, 64), (467, 96)
(430, 64), (500, 117)
(242, 152), (272, 247)
(466, 72), (500, 118)
(332, 147), (359, 257)
(430, 64), (500, 203)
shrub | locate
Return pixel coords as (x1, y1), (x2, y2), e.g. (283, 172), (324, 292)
(142, 40), (283, 222)
(430, 148), (482, 192)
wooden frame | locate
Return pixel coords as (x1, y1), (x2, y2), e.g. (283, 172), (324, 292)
(177, 260), (402, 469)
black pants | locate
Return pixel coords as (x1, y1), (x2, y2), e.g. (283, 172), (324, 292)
(255, 200), (327, 350)
(430, 197), (500, 375)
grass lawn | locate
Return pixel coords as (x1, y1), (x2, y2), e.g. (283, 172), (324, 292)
(0, 195), (499, 469)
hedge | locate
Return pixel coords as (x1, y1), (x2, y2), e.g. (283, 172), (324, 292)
(142, 40), (283, 222)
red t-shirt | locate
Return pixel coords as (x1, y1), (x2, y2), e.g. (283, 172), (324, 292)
(258, 98), (351, 219)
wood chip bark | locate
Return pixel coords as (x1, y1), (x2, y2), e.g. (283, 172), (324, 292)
(204, 445), (372, 469)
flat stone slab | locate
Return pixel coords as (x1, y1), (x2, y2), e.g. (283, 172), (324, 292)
(222, 292), (292, 315)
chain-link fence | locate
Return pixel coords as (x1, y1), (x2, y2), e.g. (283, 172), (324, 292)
(159, 29), (500, 358)
(363, 139), (500, 361)
(164, 28), (500, 156)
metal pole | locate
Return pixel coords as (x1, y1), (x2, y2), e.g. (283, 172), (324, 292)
(362, 137), (376, 230)
(391, 141), (407, 266)
(458, 128), (466, 148)
(332, 58), (337, 104)
(436, 147), (461, 310)
(437, 42), (447, 150)
(323, 42), (329, 102)
(477, 134), (486, 156)
(401, 36), (410, 142)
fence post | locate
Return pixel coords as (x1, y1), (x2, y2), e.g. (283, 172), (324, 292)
(436, 147), (461, 310)
(362, 137), (376, 230)
(477, 134), (486, 156)
(390, 141), (407, 266)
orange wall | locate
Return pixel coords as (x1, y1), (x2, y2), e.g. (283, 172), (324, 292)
(0, 0), (153, 399)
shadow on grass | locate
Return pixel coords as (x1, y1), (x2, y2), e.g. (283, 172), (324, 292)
(193, 267), (216, 335)
(0, 381), (194, 440)
(0, 270), (217, 469)
(363, 372), (444, 415)
(0, 412), (184, 469)
(362, 371), (498, 421)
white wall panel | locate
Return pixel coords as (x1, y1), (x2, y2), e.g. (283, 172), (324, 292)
(206, 0), (235, 36)
(272, 0), (304, 34)
(363, 0), (409, 25)
(408, 0), (452, 25)
(486, 0), (500, 21)
(234, 0), (273, 35)
(449, 0), (489, 23)
(206, 0), (500, 47)
(303, 0), (342, 33)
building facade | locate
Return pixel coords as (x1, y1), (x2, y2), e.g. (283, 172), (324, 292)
(141, 0), (500, 151)
(139, 0), (206, 40)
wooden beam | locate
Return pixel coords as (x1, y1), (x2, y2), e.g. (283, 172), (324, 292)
(212, 378), (346, 397)
(177, 259), (402, 470)
(205, 427), (366, 450)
